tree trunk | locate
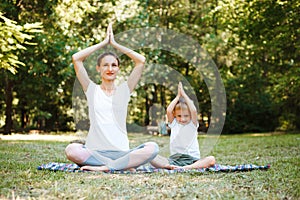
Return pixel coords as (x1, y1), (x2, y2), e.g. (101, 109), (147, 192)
(4, 74), (13, 134)
(144, 86), (150, 125)
(21, 108), (29, 130)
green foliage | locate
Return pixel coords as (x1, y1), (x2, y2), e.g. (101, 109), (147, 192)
(210, 0), (300, 132)
(0, 12), (42, 74)
(0, 0), (299, 133)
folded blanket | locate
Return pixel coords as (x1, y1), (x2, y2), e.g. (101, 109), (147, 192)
(37, 162), (270, 174)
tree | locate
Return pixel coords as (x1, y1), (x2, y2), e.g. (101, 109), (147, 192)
(0, 12), (42, 134)
(0, 0), (299, 134)
(206, 0), (299, 133)
(0, 12), (42, 74)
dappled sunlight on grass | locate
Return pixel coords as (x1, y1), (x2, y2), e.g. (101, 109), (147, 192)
(1, 133), (299, 199)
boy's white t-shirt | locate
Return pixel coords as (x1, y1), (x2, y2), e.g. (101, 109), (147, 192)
(84, 81), (130, 151)
(168, 119), (200, 159)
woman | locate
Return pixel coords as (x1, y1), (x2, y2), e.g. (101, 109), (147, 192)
(65, 23), (159, 171)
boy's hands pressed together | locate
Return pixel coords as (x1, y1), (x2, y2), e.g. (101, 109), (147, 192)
(178, 81), (188, 98)
(178, 82), (181, 96)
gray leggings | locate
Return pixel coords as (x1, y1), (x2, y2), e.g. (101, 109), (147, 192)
(82, 143), (159, 170)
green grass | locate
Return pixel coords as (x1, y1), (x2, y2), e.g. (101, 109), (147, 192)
(1, 133), (299, 199)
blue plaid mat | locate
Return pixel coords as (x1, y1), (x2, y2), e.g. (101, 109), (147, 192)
(37, 162), (270, 174)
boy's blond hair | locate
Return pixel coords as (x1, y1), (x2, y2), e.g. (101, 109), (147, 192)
(174, 97), (189, 111)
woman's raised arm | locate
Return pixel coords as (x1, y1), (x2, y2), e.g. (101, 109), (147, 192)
(108, 23), (146, 93)
(72, 27), (110, 92)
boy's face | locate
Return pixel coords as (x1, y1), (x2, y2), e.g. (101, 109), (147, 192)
(174, 107), (191, 125)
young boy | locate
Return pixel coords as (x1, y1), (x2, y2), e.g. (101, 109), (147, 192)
(151, 82), (215, 170)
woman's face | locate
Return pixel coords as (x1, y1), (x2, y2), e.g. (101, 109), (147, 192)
(97, 55), (120, 81)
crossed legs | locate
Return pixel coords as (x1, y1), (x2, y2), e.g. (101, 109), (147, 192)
(181, 156), (216, 170)
(150, 154), (216, 170)
(65, 142), (159, 171)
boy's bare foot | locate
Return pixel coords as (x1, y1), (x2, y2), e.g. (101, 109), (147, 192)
(172, 165), (186, 170)
(182, 165), (192, 170)
(164, 164), (182, 170)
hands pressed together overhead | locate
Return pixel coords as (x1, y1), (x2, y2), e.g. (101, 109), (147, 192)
(177, 82), (187, 98)
(104, 22), (117, 46)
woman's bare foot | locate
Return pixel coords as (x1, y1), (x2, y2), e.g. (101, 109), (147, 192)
(80, 166), (137, 172)
(80, 165), (110, 172)
(126, 168), (136, 172)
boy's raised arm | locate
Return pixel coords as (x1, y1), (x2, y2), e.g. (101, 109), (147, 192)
(166, 83), (182, 123)
(166, 95), (180, 124)
(179, 82), (198, 126)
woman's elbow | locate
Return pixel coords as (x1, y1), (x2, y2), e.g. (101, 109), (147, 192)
(72, 54), (79, 63)
(138, 56), (146, 65)
(141, 56), (146, 64)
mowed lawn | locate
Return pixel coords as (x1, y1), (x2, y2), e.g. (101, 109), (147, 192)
(0, 133), (299, 199)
